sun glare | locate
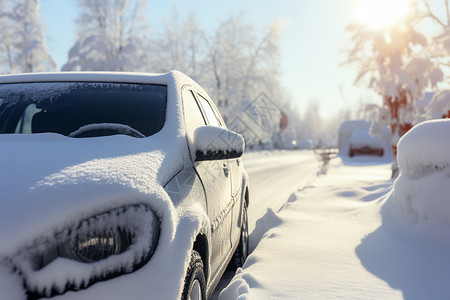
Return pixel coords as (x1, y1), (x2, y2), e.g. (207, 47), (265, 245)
(354, 0), (411, 30)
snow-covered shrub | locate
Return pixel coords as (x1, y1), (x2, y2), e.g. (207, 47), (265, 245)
(393, 119), (450, 223)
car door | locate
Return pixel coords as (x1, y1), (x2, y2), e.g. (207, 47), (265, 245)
(182, 88), (233, 276)
(195, 94), (243, 248)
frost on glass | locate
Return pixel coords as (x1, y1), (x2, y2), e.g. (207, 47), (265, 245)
(0, 82), (146, 108)
(0, 83), (75, 107)
(9, 204), (160, 297)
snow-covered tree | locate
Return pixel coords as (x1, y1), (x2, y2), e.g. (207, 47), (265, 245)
(206, 15), (281, 125)
(0, 0), (55, 74)
(62, 0), (150, 71)
(151, 9), (208, 82)
(0, 1), (14, 72)
(203, 16), (283, 148)
(344, 2), (442, 156)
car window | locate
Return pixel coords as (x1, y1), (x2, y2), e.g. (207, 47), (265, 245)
(196, 94), (222, 127)
(182, 89), (207, 135)
(0, 82), (167, 137)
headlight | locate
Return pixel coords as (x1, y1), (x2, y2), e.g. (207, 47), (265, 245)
(61, 227), (132, 264)
(11, 204), (160, 298)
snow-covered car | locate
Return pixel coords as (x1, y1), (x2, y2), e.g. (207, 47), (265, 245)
(349, 128), (384, 157)
(0, 71), (249, 300)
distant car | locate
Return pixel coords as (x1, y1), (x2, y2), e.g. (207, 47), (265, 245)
(349, 128), (384, 157)
(0, 71), (249, 300)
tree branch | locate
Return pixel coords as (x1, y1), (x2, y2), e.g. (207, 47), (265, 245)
(447, 0), (450, 26)
(422, 0), (447, 28)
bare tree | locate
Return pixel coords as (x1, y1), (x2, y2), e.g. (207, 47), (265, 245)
(62, 0), (150, 71)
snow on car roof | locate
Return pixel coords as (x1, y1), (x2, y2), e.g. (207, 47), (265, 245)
(339, 120), (370, 133)
(0, 71), (171, 84)
(0, 70), (208, 98)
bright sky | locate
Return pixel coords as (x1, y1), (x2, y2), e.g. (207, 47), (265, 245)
(40, 0), (439, 119)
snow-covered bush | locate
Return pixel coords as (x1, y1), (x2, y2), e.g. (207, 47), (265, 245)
(393, 119), (450, 224)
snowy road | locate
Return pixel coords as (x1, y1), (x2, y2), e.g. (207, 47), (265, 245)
(211, 150), (320, 299)
(243, 150), (320, 239)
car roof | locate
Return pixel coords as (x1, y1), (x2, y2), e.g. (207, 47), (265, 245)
(0, 71), (177, 85)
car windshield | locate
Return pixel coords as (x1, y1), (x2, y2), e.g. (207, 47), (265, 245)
(0, 82), (167, 137)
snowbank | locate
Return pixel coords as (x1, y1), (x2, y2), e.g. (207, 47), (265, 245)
(393, 119), (450, 224)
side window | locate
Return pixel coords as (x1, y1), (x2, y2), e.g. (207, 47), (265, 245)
(197, 94), (223, 127)
(182, 89), (206, 135)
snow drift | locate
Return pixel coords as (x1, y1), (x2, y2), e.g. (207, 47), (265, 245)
(393, 119), (450, 224)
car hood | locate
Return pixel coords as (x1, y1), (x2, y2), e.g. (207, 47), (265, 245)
(0, 133), (185, 256)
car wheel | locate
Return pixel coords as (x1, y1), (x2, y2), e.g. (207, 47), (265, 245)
(182, 250), (206, 300)
(229, 203), (249, 270)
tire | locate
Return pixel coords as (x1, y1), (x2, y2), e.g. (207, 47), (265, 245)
(182, 250), (206, 300)
(229, 203), (249, 270)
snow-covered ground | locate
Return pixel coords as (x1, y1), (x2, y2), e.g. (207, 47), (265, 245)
(219, 153), (450, 299)
(211, 150), (321, 299)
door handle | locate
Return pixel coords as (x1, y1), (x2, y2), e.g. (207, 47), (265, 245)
(223, 162), (230, 177)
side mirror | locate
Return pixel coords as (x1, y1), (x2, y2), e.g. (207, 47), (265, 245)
(192, 126), (245, 161)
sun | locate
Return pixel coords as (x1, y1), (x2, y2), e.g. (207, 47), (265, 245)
(354, 0), (411, 29)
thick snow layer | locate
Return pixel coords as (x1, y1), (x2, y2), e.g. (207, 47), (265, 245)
(193, 125), (245, 157)
(394, 119), (450, 225)
(0, 132), (192, 299)
(396, 119), (450, 178)
(0, 264), (25, 300)
(220, 156), (450, 299)
(338, 119), (369, 134)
